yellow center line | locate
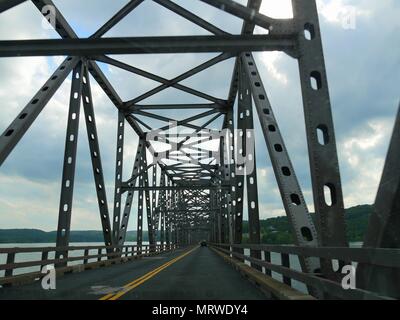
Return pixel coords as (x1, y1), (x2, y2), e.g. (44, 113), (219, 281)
(99, 246), (198, 300)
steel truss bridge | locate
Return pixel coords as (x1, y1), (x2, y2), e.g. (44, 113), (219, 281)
(0, 0), (399, 300)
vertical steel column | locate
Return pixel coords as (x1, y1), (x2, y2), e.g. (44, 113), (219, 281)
(238, 60), (261, 269)
(142, 153), (155, 249)
(159, 172), (166, 249)
(184, 205), (190, 245)
(173, 199), (178, 246)
(118, 139), (145, 244)
(137, 174), (144, 254)
(226, 108), (236, 245)
(233, 61), (248, 261)
(210, 190), (217, 243)
(165, 179), (172, 249)
(164, 180), (170, 248)
(81, 64), (113, 247)
(169, 181), (173, 247)
(234, 111), (245, 245)
(215, 193), (219, 243)
(151, 165), (158, 247)
(292, 0), (348, 251)
(153, 170), (165, 243)
(5, 253), (15, 278)
(177, 190), (183, 246)
(219, 129), (228, 244)
(154, 170), (165, 244)
(55, 62), (84, 264)
(177, 189), (182, 246)
(241, 53), (321, 276)
(169, 180), (176, 247)
(217, 190), (223, 243)
(112, 111), (125, 244)
(221, 194), (227, 243)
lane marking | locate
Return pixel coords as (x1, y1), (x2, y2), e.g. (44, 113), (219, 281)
(99, 246), (198, 300)
(103, 247), (197, 301)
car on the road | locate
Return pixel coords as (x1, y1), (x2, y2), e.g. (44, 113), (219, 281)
(200, 240), (207, 247)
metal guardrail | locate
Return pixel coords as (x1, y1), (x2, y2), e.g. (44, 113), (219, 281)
(0, 244), (178, 286)
(210, 243), (400, 300)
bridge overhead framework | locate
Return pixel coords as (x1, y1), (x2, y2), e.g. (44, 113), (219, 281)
(0, 0), (399, 300)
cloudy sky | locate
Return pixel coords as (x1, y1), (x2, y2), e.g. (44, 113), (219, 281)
(0, 0), (399, 232)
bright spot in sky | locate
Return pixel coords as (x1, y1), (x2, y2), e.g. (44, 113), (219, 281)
(259, 0), (293, 18)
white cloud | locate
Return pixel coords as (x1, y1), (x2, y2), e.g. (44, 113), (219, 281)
(317, 0), (371, 27)
(0, 57), (55, 131)
(255, 52), (289, 85)
(0, 173), (59, 230)
(259, 0), (293, 19)
(339, 118), (394, 207)
(0, 0), (398, 233)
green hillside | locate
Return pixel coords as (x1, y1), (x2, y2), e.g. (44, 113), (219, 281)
(0, 229), (150, 244)
(242, 204), (373, 244)
(0, 205), (373, 244)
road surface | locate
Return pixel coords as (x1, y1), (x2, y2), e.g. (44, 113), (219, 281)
(0, 246), (266, 300)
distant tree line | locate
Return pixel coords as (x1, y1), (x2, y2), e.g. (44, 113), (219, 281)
(241, 204), (372, 244)
(0, 205), (372, 244)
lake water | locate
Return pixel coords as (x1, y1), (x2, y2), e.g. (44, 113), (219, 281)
(0, 242), (362, 293)
(0, 242), (148, 278)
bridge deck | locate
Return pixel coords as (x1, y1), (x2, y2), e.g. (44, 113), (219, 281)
(0, 246), (266, 300)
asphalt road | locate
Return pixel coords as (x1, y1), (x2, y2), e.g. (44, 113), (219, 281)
(0, 246), (266, 300)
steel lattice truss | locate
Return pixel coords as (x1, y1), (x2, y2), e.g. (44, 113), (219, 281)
(0, 0), (399, 292)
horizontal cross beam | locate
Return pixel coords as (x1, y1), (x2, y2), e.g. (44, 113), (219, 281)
(125, 103), (228, 112)
(0, 35), (296, 56)
(120, 185), (230, 192)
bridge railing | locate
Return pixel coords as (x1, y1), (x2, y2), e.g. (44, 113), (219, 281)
(0, 243), (178, 286)
(210, 243), (400, 300)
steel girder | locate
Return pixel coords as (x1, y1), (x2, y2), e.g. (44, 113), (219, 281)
(216, 0), (347, 280)
(356, 105), (400, 298)
(165, 180), (172, 248)
(151, 165), (158, 247)
(136, 174), (144, 253)
(55, 62), (84, 265)
(240, 53), (320, 275)
(291, 1), (349, 282)
(235, 60), (262, 269)
(112, 111), (125, 244)
(153, 0), (227, 36)
(0, 0), (378, 290)
(142, 151), (155, 248)
(158, 172), (166, 247)
(0, 35), (296, 57)
(293, 1), (348, 249)
(226, 0), (262, 107)
(0, 56), (79, 166)
(81, 64), (114, 247)
(90, 0), (145, 38)
(117, 140), (146, 245)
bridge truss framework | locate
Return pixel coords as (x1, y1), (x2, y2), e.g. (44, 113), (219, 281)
(0, 0), (399, 298)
